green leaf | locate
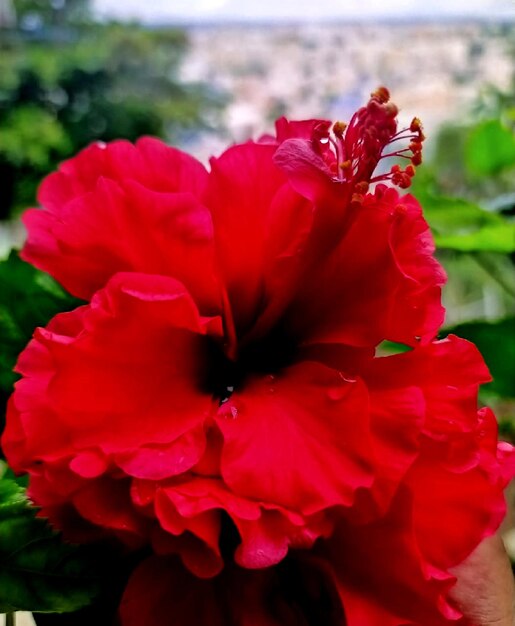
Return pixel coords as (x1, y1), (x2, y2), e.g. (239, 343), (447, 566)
(421, 195), (515, 253)
(375, 341), (411, 356)
(0, 251), (81, 429)
(443, 317), (515, 398)
(435, 224), (515, 253)
(465, 119), (515, 177)
(0, 472), (102, 613)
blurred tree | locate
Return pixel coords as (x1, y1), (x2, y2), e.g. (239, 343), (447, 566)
(13, 0), (91, 28)
(0, 20), (224, 219)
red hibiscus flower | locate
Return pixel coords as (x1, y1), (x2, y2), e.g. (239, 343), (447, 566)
(119, 338), (513, 626)
(2, 88), (512, 625)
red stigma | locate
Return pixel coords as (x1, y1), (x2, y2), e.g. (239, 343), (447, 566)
(309, 87), (425, 197)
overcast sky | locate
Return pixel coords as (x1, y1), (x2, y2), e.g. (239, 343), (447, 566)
(92, 0), (515, 23)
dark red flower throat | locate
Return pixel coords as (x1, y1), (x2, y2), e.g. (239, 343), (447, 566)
(204, 326), (298, 405)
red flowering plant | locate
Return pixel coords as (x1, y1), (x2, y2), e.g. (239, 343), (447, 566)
(0, 88), (513, 625)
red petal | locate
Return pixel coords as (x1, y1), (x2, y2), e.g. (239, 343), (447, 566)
(216, 361), (373, 514)
(386, 193), (446, 344)
(151, 526), (223, 579)
(284, 186), (445, 348)
(233, 508), (330, 569)
(274, 117), (332, 142)
(363, 385), (425, 520)
(359, 338), (513, 608)
(69, 449), (108, 478)
(8, 274), (214, 472)
(72, 477), (150, 546)
(325, 489), (461, 626)
(22, 139), (218, 305)
(114, 426), (207, 480)
(273, 137), (335, 203)
(153, 477), (323, 571)
(38, 137), (208, 211)
(119, 557), (286, 626)
(119, 556), (227, 626)
(365, 335), (491, 440)
(206, 142), (312, 336)
(407, 407), (510, 571)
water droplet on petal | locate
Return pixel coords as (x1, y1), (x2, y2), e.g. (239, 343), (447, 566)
(220, 404), (239, 420)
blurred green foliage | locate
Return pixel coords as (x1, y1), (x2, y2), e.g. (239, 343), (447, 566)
(420, 193), (515, 254)
(0, 461), (103, 614)
(414, 86), (515, 202)
(12, 0), (90, 28)
(0, 251), (81, 435)
(445, 317), (515, 399)
(413, 77), (515, 432)
(0, 2), (223, 218)
(465, 119), (515, 177)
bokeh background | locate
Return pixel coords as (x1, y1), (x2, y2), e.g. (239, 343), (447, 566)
(0, 3), (514, 618)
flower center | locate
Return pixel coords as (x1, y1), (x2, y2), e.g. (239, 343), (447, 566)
(203, 328), (297, 404)
(311, 86), (425, 204)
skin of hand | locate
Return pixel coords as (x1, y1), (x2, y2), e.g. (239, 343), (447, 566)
(450, 534), (515, 626)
